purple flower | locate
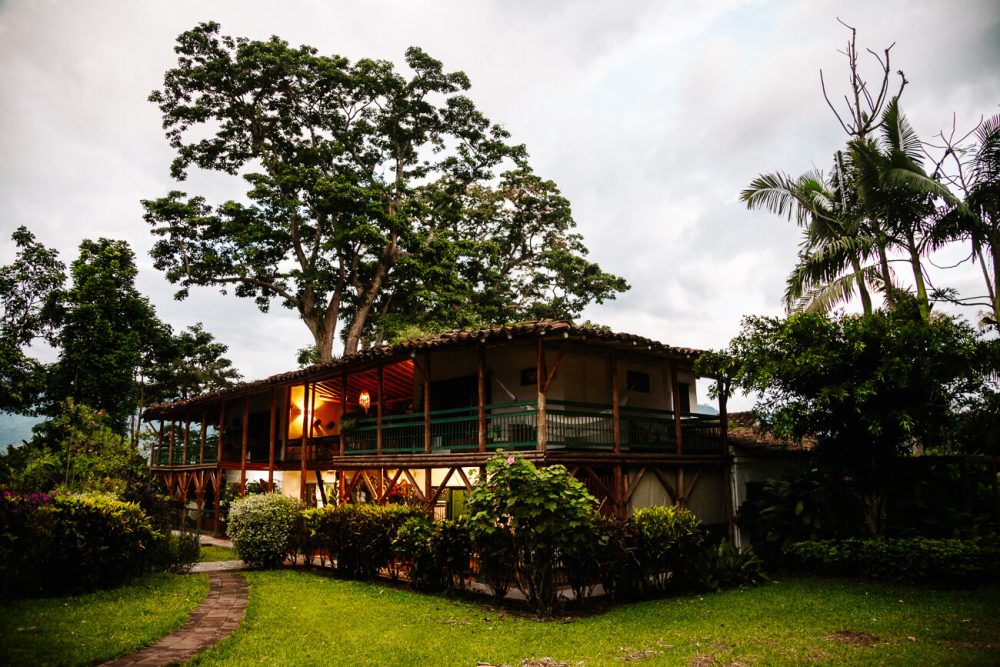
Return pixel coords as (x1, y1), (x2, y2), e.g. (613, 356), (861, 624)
(506, 455), (515, 465)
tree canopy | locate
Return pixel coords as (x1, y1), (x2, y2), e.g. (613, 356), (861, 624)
(704, 304), (993, 536)
(143, 23), (627, 361)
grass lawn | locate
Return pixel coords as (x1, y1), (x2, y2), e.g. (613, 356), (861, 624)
(190, 570), (1000, 666)
(0, 572), (208, 666)
(200, 544), (239, 562)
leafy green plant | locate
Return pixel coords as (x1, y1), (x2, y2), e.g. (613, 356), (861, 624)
(227, 493), (303, 569)
(151, 529), (201, 573)
(433, 516), (473, 592)
(698, 540), (768, 590)
(784, 536), (1000, 587)
(393, 515), (440, 590)
(630, 505), (705, 595)
(466, 452), (601, 614)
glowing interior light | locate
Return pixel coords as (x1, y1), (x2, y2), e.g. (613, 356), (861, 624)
(358, 391), (371, 413)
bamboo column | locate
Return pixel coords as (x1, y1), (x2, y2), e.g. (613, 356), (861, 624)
(536, 335), (547, 452)
(611, 352), (621, 453)
(301, 383), (312, 503)
(423, 353), (432, 454)
(376, 364), (384, 456)
(669, 364), (683, 455)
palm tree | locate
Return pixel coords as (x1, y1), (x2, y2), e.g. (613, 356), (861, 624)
(849, 98), (960, 322)
(932, 114), (1000, 328)
(742, 151), (879, 315)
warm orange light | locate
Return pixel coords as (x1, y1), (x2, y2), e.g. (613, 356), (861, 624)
(358, 391), (371, 413)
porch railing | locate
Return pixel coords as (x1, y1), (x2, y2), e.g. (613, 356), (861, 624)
(154, 401), (724, 465)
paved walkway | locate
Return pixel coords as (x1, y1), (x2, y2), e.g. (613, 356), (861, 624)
(102, 571), (248, 666)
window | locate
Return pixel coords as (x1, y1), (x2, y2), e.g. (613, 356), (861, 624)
(626, 370), (651, 393)
(520, 367), (538, 386)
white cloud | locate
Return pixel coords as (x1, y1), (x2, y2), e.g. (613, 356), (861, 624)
(2, 0), (997, 385)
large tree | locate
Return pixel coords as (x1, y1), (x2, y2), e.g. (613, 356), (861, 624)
(46, 239), (163, 434)
(0, 227), (65, 412)
(143, 23), (627, 361)
(715, 305), (989, 536)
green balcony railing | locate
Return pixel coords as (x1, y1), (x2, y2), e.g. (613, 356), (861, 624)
(154, 401), (724, 466)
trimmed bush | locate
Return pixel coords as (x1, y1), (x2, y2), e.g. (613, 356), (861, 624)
(783, 537), (1000, 587)
(300, 503), (423, 579)
(433, 516), (473, 592)
(393, 515), (440, 590)
(631, 505), (705, 595)
(227, 493), (303, 569)
(151, 530), (202, 573)
(1, 491), (157, 596)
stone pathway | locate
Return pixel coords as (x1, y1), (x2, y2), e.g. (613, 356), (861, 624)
(102, 571), (248, 666)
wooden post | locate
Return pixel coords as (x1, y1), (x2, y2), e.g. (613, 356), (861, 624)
(167, 421), (175, 467)
(156, 420), (164, 466)
(240, 396), (249, 495)
(611, 352), (621, 453)
(268, 387), (277, 492)
(199, 416), (207, 464)
(478, 343), (487, 452)
(536, 335), (547, 452)
(614, 464), (625, 518)
(669, 364), (683, 455)
(719, 382), (729, 445)
(423, 353), (432, 454)
(424, 467), (433, 515)
(301, 383), (311, 503)
(182, 417), (190, 465)
(339, 373), (347, 457)
(376, 364), (384, 456)
(337, 469), (346, 505)
(217, 400), (225, 464)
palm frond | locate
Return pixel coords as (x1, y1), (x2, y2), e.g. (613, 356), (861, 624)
(881, 97), (924, 166)
(741, 172), (808, 224)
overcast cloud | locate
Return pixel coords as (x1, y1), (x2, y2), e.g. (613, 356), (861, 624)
(2, 0), (998, 411)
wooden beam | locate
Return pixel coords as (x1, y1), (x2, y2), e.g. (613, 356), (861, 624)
(669, 364), (683, 455)
(611, 352), (621, 453)
(376, 364), (384, 456)
(542, 343), (566, 395)
(651, 467), (678, 503)
(300, 383), (311, 502)
(168, 421), (175, 467)
(381, 468), (406, 503)
(614, 464), (625, 518)
(477, 343), (487, 453)
(583, 466), (612, 498)
(315, 469), (327, 505)
(340, 374), (347, 457)
(155, 420), (164, 466)
(623, 466), (647, 502)
(199, 415), (207, 465)
(428, 467), (457, 506)
(342, 471), (363, 501)
(401, 468), (426, 500)
(455, 466), (474, 493)
(268, 388), (277, 492)
(536, 336), (547, 452)
(216, 400), (225, 466)
(182, 416), (190, 466)
(240, 395), (249, 495)
(423, 352), (432, 454)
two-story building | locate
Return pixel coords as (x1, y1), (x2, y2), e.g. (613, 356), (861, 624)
(144, 320), (732, 534)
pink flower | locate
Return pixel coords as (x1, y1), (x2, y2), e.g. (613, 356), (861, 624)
(506, 455), (515, 465)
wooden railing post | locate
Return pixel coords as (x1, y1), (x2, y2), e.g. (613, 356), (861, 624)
(536, 335), (547, 452)
(199, 416), (206, 464)
(423, 353), (432, 454)
(478, 343), (487, 453)
(268, 387), (277, 492)
(301, 383), (311, 503)
(611, 352), (621, 453)
(670, 364), (683, 455)
(376, 364), (384, 456)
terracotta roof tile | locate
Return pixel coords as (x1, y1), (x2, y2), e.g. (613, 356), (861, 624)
(143, 320), (703, 419)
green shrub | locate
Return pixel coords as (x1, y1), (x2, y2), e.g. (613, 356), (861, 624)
(697, 540), (768, 591)
(467, 453), (601, 614)
(300, 503), (423, 579)
(631, 505), (705, 595)
(393, 515), (440, 590)
(433, 516), (473, 592)
(783, 537), (1000, 587)
(151, 530), (202, 573)
(1, 491), (158, 596)
(227, 493), (303, 569)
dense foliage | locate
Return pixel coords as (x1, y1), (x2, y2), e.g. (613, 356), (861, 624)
(707, 306), (995, 536)
(783, 537), (1000, 587)
(143, 22), (627, 358)
(466, 453), (602, 614)
(227, 493), (304, 569)
(0, 492), (161, 596)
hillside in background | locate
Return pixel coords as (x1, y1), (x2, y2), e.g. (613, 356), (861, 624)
(0, 413), (42, 449)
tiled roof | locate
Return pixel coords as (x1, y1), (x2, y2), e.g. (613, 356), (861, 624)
(144, 320), (703, 419)
(726, 411), (815, 451)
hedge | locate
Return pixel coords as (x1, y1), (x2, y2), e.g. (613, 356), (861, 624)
(783, 537), (1000, 587)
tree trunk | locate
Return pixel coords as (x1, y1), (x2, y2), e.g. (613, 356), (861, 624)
(850, 257), (873, 316)
(905, 232), (931, 321)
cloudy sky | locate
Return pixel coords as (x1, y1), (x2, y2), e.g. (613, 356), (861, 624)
(2, 0), (998, 410)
